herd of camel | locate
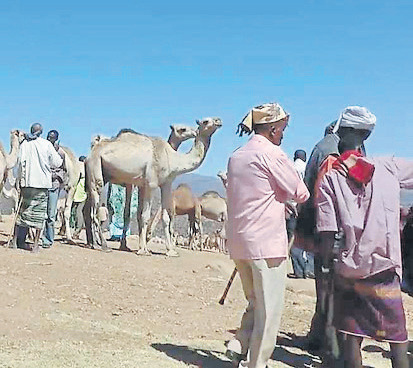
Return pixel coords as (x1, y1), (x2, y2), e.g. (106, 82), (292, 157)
(0, 117), (228, 256)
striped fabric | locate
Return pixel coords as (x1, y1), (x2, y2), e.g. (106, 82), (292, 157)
(17, 187), (48, 229)
(334, 270), (408, 343)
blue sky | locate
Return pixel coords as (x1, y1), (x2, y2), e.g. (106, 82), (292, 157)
(0, 0), (412, 176)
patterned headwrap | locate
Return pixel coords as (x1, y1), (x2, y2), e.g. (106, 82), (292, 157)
(237, 102), (289, 137)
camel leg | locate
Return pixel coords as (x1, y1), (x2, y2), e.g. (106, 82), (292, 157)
(162, 208), (178, 255)
(188, 215), (198, 251)
(198, 221), (203, 251)
(195, 203), (203, 251)
(95, 210), (108, 251)
(83, 198), (93, 246)
(146, 206), (162, 242)
(120, 184), (132, 251)
(84, 157), (108, 251)
(160, 183), (178, 257)
(84, 196), (106, 250)
(136, 186), (152, 256)
(64, 186), (76, 243)
(84, 187), (107, 250)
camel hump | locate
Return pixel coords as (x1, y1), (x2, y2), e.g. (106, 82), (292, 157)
(201, 190), (222, 199)
(116, 128), (139, 137)
(175, 183), (192, 191)
(61, 146), (76, 160)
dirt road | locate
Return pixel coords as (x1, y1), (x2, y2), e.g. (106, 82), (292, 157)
(0, 216), (411, 367)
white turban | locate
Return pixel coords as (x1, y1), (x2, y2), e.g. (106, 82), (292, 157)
(333, 106), (376, 133)
(237, 102), (289, 136)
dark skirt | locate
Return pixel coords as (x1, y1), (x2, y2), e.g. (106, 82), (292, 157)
(16, 187), (48, 229)
(334, 269), (408, 343)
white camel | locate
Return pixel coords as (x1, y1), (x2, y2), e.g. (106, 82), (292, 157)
(217, 171), (228, 189)
(0, 130), (25, 217)
(57, 146), (83, 242)
(107, 124), (197, 248)
(73, 124), (196, 244)
(85, 119), (221, 256)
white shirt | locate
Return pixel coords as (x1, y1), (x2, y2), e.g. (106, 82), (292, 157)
(18, 137), (63, 189)
(294, 158), (306, 179)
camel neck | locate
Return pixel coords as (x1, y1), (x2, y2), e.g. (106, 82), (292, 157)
(6, 136), (20, 169)
(167, 134), (181, 151)
(169, 134), (211, 175)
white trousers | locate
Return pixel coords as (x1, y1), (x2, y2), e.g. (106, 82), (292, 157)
(228, 258), (286, 368)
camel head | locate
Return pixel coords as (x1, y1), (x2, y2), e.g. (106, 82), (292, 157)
(196, 117), (222, 138)
(217, 171), (228, 189)
(170, 124), (197, 142)
(91, 135), (102, 149)
(217, 171), (227, 181)
(91, 134), (111, 149)
(11, 129), (26, 145)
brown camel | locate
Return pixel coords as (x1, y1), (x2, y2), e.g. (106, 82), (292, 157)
(150, 189), (227, 251)
(191, 191), (227, 250)
(84, 118), (221, 256)
(199, 191), (227, 223)
(169, 184), (202, 250)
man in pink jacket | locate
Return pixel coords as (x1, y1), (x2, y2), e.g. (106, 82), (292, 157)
(225, 103), (310, 368)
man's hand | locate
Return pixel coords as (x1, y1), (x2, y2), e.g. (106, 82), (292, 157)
(285, 201), (298, 218)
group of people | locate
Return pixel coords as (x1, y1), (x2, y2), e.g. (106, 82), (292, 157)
(10, 123), (65, 252)
(7, 122), (113, 251)
(4, 106), (413, 368)
(224, 102), (413, 368)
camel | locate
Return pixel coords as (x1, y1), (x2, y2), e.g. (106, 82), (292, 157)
(106, 124), (197, 246)
(76, 124), (196, 244)
(203, 229), (226, 252)
(57, 146), (83, 242)
(149, 189), (227, 251)
(91, 124), (196, 151)
(166, 124), (197, 150)
(0, 130), (25, 217)
(168, 184), (203, 250)
(199, 191), (227, 223)
(84, 118), (220, 255)
(217, 171), (228, 189)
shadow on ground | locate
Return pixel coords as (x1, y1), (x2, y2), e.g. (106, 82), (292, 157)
(273, 331), (323, 367)
(151, 343), (232, 368)
(152, 332), (324, 368)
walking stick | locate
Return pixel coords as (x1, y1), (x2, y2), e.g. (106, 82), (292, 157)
(6, 194), (22, 247)
(219, 267), (238, 305)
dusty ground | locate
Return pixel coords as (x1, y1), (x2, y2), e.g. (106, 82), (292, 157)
(0, 216), (412, 368)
